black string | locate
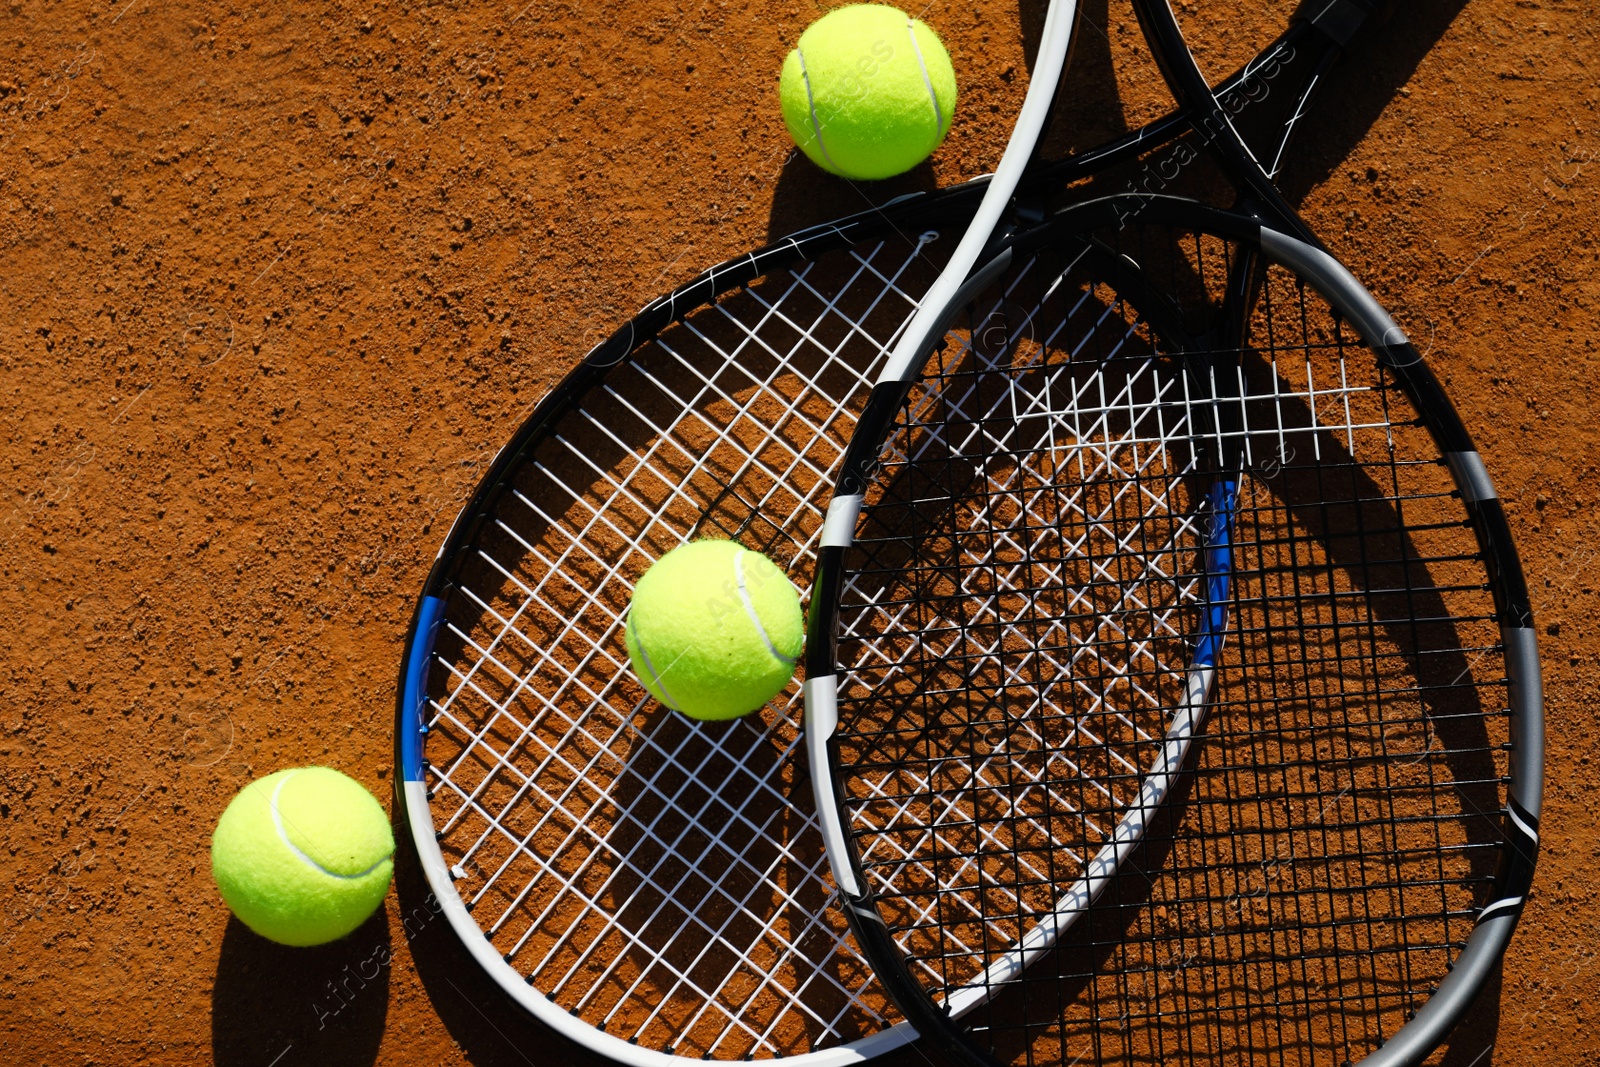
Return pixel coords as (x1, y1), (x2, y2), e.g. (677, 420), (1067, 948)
(831, 224), (1510, 1067)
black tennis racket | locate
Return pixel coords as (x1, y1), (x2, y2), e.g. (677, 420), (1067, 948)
(392, 3), (1430, 1065)
(803, 3), (1544, 1067)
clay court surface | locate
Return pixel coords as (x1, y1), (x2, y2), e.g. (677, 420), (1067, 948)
(1, 0), (1595, 1064)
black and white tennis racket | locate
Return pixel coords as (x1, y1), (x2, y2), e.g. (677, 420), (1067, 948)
(391, 3), (1452, 1065)
(803, 3), (1544, 1067)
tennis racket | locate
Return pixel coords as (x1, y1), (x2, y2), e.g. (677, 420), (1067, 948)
(803, 4), (1544, 1067)
(393, 4), (1407, 1065)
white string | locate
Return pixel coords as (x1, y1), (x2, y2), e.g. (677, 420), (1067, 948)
(834, 248), (1411, 1008)
(836, 276), (1209, 980)
(422, 219), (1400, 1057)
(422, 236), (942, 1058)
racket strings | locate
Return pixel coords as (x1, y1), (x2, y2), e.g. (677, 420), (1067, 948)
(420, 231), (953, 1058)
(830, 227), (1512, 1066)
(837, 252), (1215, 998)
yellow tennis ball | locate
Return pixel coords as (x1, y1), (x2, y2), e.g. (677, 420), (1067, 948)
(625, 540), (804, 721)
(210, 767), (394, 947)
(779, 4), (958, 180)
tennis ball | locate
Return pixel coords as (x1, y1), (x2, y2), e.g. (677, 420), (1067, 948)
(211, 767), (395, 947)
(625, 540), (804, 721)
(779, 4), (958, 181)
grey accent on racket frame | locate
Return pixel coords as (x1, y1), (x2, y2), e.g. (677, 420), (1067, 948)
(803, 674), (862, 900)
(821, 495), (866, 550)
(1445, 450), (1498, 503)
(1260, 226), (1410, 351)
(806, 194), (1548, 1067)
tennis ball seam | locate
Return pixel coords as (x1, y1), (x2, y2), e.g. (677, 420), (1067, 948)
(903, 18), (947, 137)
(624, 540), (802, 720)
(269, 770), (390, 880)
(792, 12), (949, 180)
(793, 48), (843, 175)
(734, 549), (799, 667)
(625, 610), (686, 713)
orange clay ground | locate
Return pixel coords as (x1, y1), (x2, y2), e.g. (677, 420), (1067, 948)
(1, 1), (1596, 1064)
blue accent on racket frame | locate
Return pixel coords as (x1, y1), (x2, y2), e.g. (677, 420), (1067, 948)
(1194, 478), (1238, 670)
(402, 595), (446, 784)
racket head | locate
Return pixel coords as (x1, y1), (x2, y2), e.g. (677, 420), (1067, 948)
(391, 6), (1395, 1059)
(392, 189), (1000, 1066)
(805, 196), (1542, 1067)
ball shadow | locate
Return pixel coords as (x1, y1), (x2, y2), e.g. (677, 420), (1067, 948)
(765, 152), (941, 243)
(762, 0), (1056, 241)
(211, 910), (390, 1067)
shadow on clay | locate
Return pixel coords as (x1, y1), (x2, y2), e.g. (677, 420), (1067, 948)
(211, 910), (389, 1067)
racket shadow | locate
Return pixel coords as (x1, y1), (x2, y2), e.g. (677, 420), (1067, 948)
(943, 365), (1510, 1065)
(831, 261), (1221, 999)
(832, 224), (1513, 1066)
(944, 325), (1509, 1067)
(766, 153), (942, 244)
(1271, 0), (1473, 206)
(392, 828), (610, 1067)
(407, 242), (956, 1058)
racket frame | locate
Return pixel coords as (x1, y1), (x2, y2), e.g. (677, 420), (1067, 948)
(392, 9), (1395, 1064)
(804, 193), (1544, 1067)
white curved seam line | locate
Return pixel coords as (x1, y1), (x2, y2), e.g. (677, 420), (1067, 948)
(796, 48), (842, 173)
(736, 551), (798, 666)
(904, 20), (945, 135)
(625, 611), (685, 712)
(270, 771), (389, 880)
